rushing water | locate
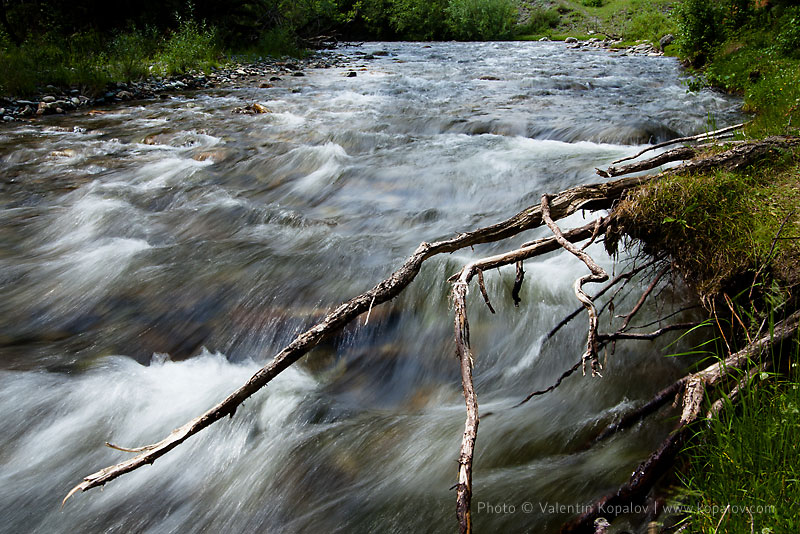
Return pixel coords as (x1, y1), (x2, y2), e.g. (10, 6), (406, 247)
(0, 42), (742, 533)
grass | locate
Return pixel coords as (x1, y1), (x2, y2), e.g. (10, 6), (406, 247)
(611, 145), (800, 303)
(676, 334), (800, 533)
(0, 21), (224, 97)
(515, 0), (677, 44)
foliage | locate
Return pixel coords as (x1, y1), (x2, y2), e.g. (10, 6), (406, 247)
(611, 146), (800, 301)
(446, 0), (518, 40)
(622, 0), (676, 45)
(158, 19), (220, 74)
(515, 5), (561, 36)
(389, 0), (450, 40)
(679, 340), (800, 533)
(673, 0), (723, 62)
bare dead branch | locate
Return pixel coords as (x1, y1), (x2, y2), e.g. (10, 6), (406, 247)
(610, 123), (745, 165)
(514, 360), (582, 407)
(476, 269), (496, 314)
(618, 266), (670, 331)
(590, 379), (686, 444)
(512, 260), (525, 306)
(65, 172), (649, 505)
(562, 309), (800, 533)
(452, 279), (478, 534)
(598, 322), (701, 342)
(541, 195), (609, 376)
(598, 145), (699, 178)
(545, 260), (658, 341)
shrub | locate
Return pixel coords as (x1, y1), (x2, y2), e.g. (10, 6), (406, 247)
(445, 0), (518, 40)
(389, 0), (449, 40)
(674, 0), (724, 63)
(515, 6), (560, 36)
(159, 19), (220, 75)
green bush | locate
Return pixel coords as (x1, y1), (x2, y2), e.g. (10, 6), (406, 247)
(250, 26), (304, 58)
(389, 0), (449, 40)
(158, 19), (220, 75)
(109, 27), (160, 80)
(445, 0), (518, 40)
(515, 6), (560, 36)
(776, 10), (800, 57)
(623, 0), (676, 44)
(582, 0), (603, 7)
(674, 0), (724, 63)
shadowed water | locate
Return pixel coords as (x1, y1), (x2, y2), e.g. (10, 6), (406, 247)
(0, 41), (742, 533)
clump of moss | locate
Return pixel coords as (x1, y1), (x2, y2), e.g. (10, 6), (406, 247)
(608, 145), (800, 306)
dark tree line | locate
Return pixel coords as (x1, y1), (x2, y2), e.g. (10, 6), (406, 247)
(0, 0), (520, 47)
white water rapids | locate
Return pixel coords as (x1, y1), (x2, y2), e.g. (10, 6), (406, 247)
(0, 41), (743, 533)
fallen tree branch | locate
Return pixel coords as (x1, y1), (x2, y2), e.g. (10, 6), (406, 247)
(597, 322), (700, 342)
(452, 278), (478, 534)
(561, 309), (800, 533)
(542, 196), (609, 376)
(610, 123), (745, 165)
(514, 360), (582, 407)
(65, 173), (644, 505)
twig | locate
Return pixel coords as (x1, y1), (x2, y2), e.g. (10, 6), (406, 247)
(514, 360), (582, 407)
(476, 269), (496, 313)
(618, 266), (670, 331)
(598, 322), (700, 342)
(512, 260), (524, 307)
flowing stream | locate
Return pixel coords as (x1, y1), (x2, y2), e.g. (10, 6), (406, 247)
(0, 42), (743, 533)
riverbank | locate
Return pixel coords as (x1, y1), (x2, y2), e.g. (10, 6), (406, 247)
(0, 53), (346, 123)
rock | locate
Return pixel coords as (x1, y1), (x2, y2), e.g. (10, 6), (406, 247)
(270, 76), (282, 82)
(2, 115), (13, 122)
(259, 82), (272, 88)
(292, 71), (305, 77)
(565, 37), (578, 43)
(539, 36), (550, 41)
(659, 33), (675, 50)
(42, 96), (56, 103)
(344, 71), (357, 77)
(116, 90), (134, 101)
(232, 102), (270, 114)
(479, 75), (500, 80)
(50, 149), (77, 158)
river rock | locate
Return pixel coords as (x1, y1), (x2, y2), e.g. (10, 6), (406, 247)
(344, 71), (357, 77)
(42, 95), (56, 103)
(660, 33), (675, 50)
(565, 37), (578, 43)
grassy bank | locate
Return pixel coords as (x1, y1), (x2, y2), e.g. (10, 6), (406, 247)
(680, 339), (800, 533)
(606, 2), (800, 529)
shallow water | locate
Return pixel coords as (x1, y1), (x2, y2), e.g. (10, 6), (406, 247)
(0, 41), (742, 533)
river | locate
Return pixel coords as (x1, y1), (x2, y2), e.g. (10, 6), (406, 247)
(0, 41), (742, 533)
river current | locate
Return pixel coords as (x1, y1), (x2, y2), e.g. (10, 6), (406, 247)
(0, 41), (742, 533)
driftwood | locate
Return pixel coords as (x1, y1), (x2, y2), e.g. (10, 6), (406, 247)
(64, 137), (800, 534)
